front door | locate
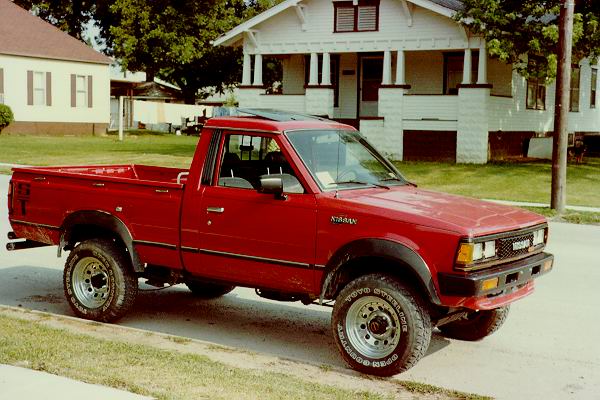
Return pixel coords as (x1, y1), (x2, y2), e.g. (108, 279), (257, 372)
(359, 56), (383, 117)
(187, 132), (318, 294)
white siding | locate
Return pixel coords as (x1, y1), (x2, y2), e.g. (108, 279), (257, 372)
(282, 54), (305, 95)
(0, 54), (109, 124)
(249, 0), (467, 55)
(336, 52), (358, 119)
(260, 94), (307, 113)
(488, 61), (600, 133)
(405, 51), (444, 94)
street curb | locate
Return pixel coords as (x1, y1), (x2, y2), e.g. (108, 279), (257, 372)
(484, 198), (600, 213)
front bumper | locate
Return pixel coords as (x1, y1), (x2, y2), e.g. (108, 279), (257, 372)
(438, 252), (554, 297)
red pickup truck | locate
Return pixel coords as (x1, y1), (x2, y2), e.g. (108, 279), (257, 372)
(6, 110), (553, 376)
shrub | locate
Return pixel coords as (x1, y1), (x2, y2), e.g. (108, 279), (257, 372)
(0, 104), (14, 133)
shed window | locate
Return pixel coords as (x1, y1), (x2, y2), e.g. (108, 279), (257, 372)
(334, 1), (379, 33)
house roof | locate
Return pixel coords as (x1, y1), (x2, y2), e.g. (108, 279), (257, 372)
(213, 0), (462, 47)
(0, 0), (111, 65)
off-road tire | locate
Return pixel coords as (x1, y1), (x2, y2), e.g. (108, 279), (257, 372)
(438, 306), (509, 341)
(185, 280), (235, 299)
(64, 239), (138, 322)
(332, 274), (432, 376)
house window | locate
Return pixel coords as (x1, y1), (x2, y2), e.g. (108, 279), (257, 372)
(304, 55), (340, 107)
(76, 75), (88, 107)
(526, 78), (546, 110)
(591, 67), (597, 109)
(71, 74), (92, 108)
(570, 66), (580, 112)
(33, 71), (46, 106)
(334, 1), (379, 33)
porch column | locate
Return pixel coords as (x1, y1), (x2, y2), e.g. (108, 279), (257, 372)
(309, 52), (319, 86)
(322, 52), (331, 85)
(253, 53), (263, 86)
(477, 41), (488, 84)
(395, 50), (406, 85)
(462, 48), (472, 84)
(242, 52), (252, 86)
(382, 50), (392, 85)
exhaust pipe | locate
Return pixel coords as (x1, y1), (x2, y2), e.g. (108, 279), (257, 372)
(6, 240), (50, 251)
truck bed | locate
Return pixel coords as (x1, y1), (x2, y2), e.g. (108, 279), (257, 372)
(9, 164), (188, 269)
(15, 164), (189, 187)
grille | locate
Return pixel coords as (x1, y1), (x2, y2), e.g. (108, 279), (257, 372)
(497, 233), (535, 260)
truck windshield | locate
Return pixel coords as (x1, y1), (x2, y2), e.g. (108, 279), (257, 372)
(285, 129), (407, 190)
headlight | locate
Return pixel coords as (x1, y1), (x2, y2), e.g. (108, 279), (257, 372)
(456, 240), (497, 266)
(532, 229), (545, 246)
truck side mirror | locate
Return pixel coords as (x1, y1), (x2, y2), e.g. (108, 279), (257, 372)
(259, 177), (287, 200)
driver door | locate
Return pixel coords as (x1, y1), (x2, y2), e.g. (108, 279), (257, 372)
(190, 132), (318, 293)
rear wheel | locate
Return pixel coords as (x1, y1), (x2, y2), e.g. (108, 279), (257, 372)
(64, 239), (138, 322)
(438, 306), (509, 341)
(185, 280), (235, 299)
(332, 274), (432, 376)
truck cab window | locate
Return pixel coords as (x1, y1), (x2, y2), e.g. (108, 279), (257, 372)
(218, 134), (304, 193)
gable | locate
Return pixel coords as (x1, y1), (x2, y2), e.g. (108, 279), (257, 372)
(222, 0), (467, 55)
(214, 0), (464, 50)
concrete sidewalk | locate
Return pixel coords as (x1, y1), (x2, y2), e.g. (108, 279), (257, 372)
(0, 365), (152, 400)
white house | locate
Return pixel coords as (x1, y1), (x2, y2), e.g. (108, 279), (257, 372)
(214, 0), (600, 163)
(0, 0), (111, 135)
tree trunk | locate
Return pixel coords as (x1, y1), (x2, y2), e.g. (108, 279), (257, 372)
(551, 0), (575, 214)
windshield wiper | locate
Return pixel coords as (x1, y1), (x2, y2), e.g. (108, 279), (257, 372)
(380, 177), (417, 187)
(334, 180), (390, 189)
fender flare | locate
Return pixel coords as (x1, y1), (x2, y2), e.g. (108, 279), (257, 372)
(59, 210), (143, 272)
(320, 238), (441, 305)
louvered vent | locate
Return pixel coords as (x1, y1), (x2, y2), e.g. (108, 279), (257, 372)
(336, 7), (355, 32)
(357, 6), (377, 31)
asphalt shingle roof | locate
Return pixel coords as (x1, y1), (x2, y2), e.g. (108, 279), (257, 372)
(429, 0), (464, 12)
(0, 0), (111, 64)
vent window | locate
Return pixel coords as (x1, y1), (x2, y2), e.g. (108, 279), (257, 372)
(334, 1), (380, 33)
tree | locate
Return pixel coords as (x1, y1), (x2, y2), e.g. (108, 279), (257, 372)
(456, 0), (600, 79)
(13, 0), (98, 40)
(107, 0), (282, 104)
(0, 104), (15, 134)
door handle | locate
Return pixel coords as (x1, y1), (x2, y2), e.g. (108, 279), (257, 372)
(155, 189), (169, 193)
(92, 183), (105, 187)
(206, 207), (225, 213)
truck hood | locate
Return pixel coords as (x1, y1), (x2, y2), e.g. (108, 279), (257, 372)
(341, 186), (546, 236)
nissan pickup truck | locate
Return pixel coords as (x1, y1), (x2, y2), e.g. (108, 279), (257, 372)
(6, 109), (553, 376)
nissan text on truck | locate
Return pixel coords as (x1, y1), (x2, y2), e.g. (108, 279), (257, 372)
(6, 109), (553, 376)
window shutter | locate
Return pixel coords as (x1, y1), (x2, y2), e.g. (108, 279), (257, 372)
(87, 75), (93, 108)
(336, 7), (355, 32)
(0, 68), (4, 95)
(70, 74), (76, 107)
(46, 72), (52, 106)
(27, 70), (33, 105)
(357, 5), (377, 31)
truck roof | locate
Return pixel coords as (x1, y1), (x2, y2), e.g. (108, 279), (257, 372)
(204, 109), (355, 133)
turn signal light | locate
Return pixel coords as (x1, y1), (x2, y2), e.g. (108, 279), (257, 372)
(543, 259), (553, 272)
(456, 243), (474, 264)
(481, 277), (499, 291)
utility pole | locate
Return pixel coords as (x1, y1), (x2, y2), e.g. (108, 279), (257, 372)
(551, 0), (575, 213)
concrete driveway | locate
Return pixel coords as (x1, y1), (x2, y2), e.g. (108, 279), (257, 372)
(0, 174), (598, 399)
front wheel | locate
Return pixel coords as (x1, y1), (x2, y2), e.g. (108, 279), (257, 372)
(331, 274), (432, 376)
(64, 239), (138, 322)
(438, 306), (509, 341)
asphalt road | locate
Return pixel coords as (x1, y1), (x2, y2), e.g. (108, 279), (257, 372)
(1, 174), (599, 399)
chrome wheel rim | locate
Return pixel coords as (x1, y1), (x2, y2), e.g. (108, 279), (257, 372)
(72, 257), (111, 309)
(345, 296), (401, 359)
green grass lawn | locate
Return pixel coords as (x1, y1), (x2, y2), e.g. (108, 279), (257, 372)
(396, 159), (600, 208)
(1, 133), (598, 207)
